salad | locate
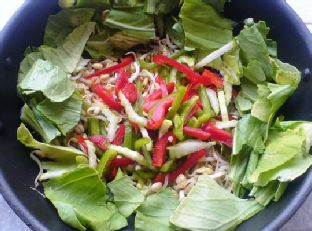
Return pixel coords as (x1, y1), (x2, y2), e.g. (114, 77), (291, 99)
(16, 0), (312, 230)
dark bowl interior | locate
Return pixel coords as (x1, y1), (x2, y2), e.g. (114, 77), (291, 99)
(1, 0), (312, 230)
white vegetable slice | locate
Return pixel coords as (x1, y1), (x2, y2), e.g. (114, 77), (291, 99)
(158, 119), (173, 138)
(85, 140), (97, 168)
(217, 90), (229, 121)
(195, 41), (235, 68)
(39, 169), (69, 181)
(109, 145), (147, 166)
(224, 81), (233, 105)
(100, 104), (120, 142)
(167, 140), (215, 159)
(140, 128), (153, 151)
(206, 88), (219, 115)
(216, 120), (238, 129)
(128, 61), (140, 83)
(119, 91), (148, 127)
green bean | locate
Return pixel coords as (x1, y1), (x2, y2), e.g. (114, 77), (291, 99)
(167, 86), (187, 119)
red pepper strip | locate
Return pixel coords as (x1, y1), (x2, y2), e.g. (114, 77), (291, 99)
(91, 84), (123, 111)
(167, 82), (175, 94)
(115, 69), (130, 95)
(121, 83), (138, 103)
(202, 69), (224, 88)
(77, 135), (88, 154)
(130, 121), (140, 134)
(112, 124), (126, 145)
(153, 54), (216, 86)
(89, 135), (108, 150)
(143, 83), (175, 112)
(107, 167), (118, 181)
(85, 57), (134, 79)
(202, 121), (233, 147)
(152, 131), (175, 167)
(168, 149), (206, 183)
(183, 127), (211, 140)
(143, 99), (160, 112)
(144, 89), (162, 103)
(183, 83), (199, 102)
(147, 97), (174, 130)
(156, 76), (168, 97)
(153, 173), (165, 183)
(110, 157), (135, 168)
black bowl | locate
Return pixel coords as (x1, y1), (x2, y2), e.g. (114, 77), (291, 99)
(1, 0), (312, 230)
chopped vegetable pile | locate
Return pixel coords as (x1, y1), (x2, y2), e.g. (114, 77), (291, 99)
(16, 0), (312, 231)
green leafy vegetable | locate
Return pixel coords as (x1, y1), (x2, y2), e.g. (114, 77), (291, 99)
(144, 0), (180, 15)
(40, 22), (95, 73)
(43, 167), (127, 231)
(272, 58), (301, 87)
(44, 8), (95, 47)
(135, 189), (179, 231)
(108, 175), (144, 217)
(232, 114), (265, 155)
(18, 51), (44, 84)
(170, 175), (263, 231)
(180, 0), (232, 51)
(249, 128), (306, 185)
(237, 20), (272, 79)
(36, 94), (82, 135)
(17, 123), (85, 162)
(251, 83), (294, 122)
(85, 30), (114, 58)
(21, 104), (61, 143)
(59, 0), (110, 9)
(104, 7), (155, 48)
(19, 59), (75, 102)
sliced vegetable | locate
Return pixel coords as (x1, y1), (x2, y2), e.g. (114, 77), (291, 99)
(112, 124), (126, 145)
(89, 135), (109, 150)
(183, 127), (211, 140)
(153, 131), (175, 167)
(85, 57), (134, 79)
(202, 121), (233, 147)
(109, 145), (147, 166)
(147, 96), (174, 130)
(92, 84), (123, 111)
(168, 149), (206, 183)
(119, 91), (148, 127)
(110, 157), (135, 168)
(168, 139), (214, 159)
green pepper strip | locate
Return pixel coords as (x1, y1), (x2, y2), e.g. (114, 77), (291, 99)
(160, 159), (176, 173)
(169, 68), (177, 84)
(167, 86), (187, 119)
(135, 169), (156, 180)
(82, 101), (91, 111)
(173, 114), (184, 141)
(170, 49), (186, 60)
(180, 96), (199, 122)
(97, 149), (117, 177)
(142, 146), (156, 171)
(188, 113), (211, 129)
(134, 138), (151, 151)
(122, 122), (133, 149)
(88, 118), (100, 135)
(134, 79), (144, 116)
(199, 85), (214, 116)
(139, 59), (157, 70)
(188, 117), (198, 128)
